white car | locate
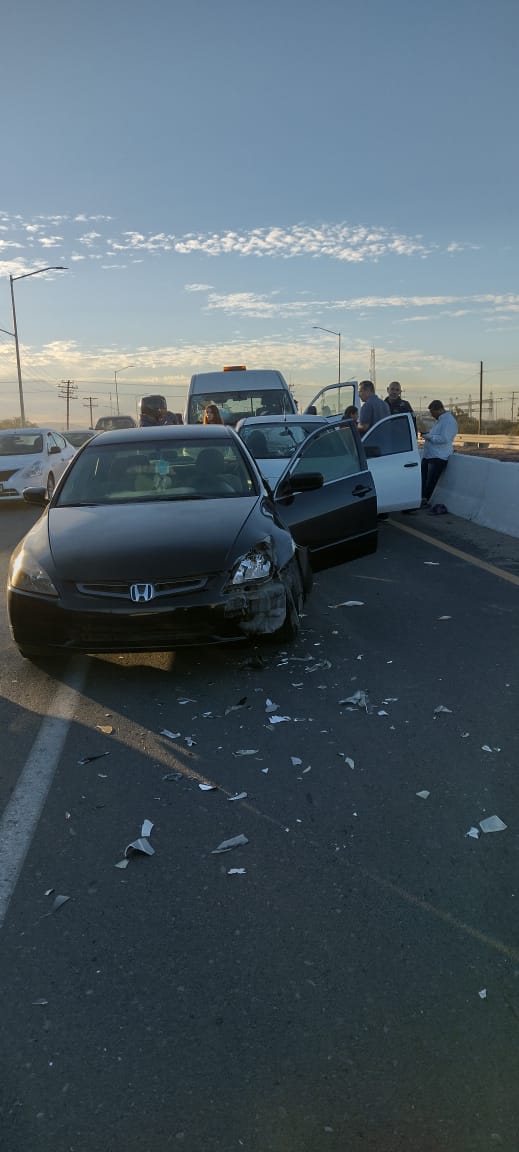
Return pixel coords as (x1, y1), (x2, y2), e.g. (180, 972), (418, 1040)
(0, 428), (76, 503)
(237, 405), (421, 514)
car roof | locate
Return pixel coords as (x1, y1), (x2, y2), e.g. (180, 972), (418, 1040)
(237, 415), (326, 427)
(91, 424), (238, 446)
(1, 426), (64, 435)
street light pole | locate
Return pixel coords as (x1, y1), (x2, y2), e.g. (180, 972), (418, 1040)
(114, 364), (135, 416)
(313, 326), (341, 384)
(8, 265), (67, 426)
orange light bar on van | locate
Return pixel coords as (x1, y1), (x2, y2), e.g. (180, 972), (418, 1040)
(223, 365), (247, 371)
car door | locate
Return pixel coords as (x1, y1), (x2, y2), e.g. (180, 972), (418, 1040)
(362, 413), (421, 513)
(272, 421), (377, 572)
(47, 432), (76, 481)
(305, 382), (358, 418)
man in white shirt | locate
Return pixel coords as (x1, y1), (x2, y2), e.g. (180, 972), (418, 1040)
(421, 400), (458, 506)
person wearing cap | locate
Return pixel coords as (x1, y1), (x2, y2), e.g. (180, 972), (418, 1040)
(385, 381), (417, 431)
(357, 380), (390, 434)
(421, 400), (458, 506)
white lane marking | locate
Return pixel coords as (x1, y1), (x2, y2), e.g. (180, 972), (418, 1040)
(0, 663), (86, 929)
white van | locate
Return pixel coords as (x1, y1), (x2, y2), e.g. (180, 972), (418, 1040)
(185, 365), (298, 426)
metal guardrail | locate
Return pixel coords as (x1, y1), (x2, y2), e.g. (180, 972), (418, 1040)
(454, 434), (519, 449)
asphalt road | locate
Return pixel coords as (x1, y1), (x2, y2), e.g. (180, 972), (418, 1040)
(1, 504), (519, 1152)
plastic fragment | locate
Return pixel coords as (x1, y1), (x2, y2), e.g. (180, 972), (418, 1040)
(141, 819), (154, 837)
(465, 827), (480, 839)
(199, 783), (216, 792)
(461, 733), (470, 739)
(416, 790), (430, 799)
(269, 715), (291, 724)
(77, 752), (110, 765)
(212, 834), (249, 854)
(228, 792), (247, 802)
(32, 998), (49, 1006)
(339, 689), (369, 709)
(479, 988), (487, 999)
(480, 815), (507, 833)
(438, 615), (452, 620)
(177, 698), (196, 704)
(96, 725), (113, 735)
(433, 705), (452, 715)
(377, 710), (389, 716)
(160, 729), (181, 740)
(46, 895), (70, 915)
(234, 749), (259, 757)
(125, 838), (155, 857)
(265, 698), (279, 714)
(227, 868), (247, 875)
(185, 736), (197, 747)
(162, 771), (183, 781)
(291, 757), (303, 766)
(328, 601), (364, 607)
(424, 561), (440, 566)
(115, 858), (129, 869)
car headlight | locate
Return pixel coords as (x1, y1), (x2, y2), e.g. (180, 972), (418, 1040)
(9, 551), (59, 597)
(230, 542), (273, 585)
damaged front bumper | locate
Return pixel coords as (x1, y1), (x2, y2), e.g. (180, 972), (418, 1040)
(224, 577), (287, 635)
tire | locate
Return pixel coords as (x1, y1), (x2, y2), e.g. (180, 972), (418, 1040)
(46, 473), (55, 499)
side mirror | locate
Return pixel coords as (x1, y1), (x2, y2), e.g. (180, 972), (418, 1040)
(364, 445), (382, 458)
(49, 444), (61, 456)
(23, 486), (48, 506)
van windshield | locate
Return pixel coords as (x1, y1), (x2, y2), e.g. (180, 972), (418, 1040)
(188, 390), (294, 425)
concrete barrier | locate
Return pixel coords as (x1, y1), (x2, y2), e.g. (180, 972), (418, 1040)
(431, 453), (519, 539)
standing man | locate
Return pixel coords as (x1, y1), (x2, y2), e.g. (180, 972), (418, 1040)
(357, 380), (390, 434)
(385, 381), (417, 431)
(421, 400), (458, 506)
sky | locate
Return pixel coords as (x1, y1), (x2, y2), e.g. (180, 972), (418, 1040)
(1, 0), (518, 427)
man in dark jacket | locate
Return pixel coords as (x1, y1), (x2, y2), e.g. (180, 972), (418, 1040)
(138, 395), (181, 427)
(385, 381), (417, 431)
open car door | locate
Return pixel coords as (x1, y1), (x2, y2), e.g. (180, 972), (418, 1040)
(362, 413), (421, 513)
(272, 420), (377, 572)
(304, 382), (358, 418)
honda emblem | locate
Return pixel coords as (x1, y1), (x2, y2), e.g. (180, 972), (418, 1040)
(130, 583), (155, 603)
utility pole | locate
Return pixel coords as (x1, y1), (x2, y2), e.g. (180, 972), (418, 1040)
(83, 396), (98, 428)
(478, 361), (483, 437)
(369, 346), (376, 389)
(59, 379), (78, 430)
(511, 391), (518, 423)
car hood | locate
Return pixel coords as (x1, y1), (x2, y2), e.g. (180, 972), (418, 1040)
(0, 454), (45, 472)
(46, 498), (262, 580)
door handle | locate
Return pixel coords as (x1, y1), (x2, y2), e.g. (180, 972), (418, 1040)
(404, 462), (418, 468)
(352, 484), (373, 496)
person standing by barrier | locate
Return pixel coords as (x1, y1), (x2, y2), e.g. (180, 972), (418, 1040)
(421, 400), (458, 506)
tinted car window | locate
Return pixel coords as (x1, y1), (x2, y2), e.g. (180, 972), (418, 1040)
(241, 421), (318, 459)
(364, 414), (412, 456)
(56, 439), (258, 505)
(291, 425), (362, 483)
(188, 390), (293, 425)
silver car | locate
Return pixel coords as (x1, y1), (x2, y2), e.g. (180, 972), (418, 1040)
(0, 428), (76, 502)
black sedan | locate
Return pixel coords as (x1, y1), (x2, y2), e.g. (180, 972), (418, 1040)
(7, 424), (377, 660)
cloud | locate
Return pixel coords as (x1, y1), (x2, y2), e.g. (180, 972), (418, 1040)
(39, 236), (64, 248)
(184, 283), (214, 293)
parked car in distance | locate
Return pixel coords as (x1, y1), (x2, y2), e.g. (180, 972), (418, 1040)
(237, 410), (421, 514)
(65, 429), (97, 449)
(95, 415), (137, 431)
(0, 427), (76, 502)
(185, 365), (298, 426)
(8, 422), (378, 661)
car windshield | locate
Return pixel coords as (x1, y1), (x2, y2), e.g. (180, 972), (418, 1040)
(55, 438), (259, 505)
(65, 431), (94, 447)
(240, 421), (318, 460)
(0, 433), (44, 456)
(188, 390), (292, 426)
